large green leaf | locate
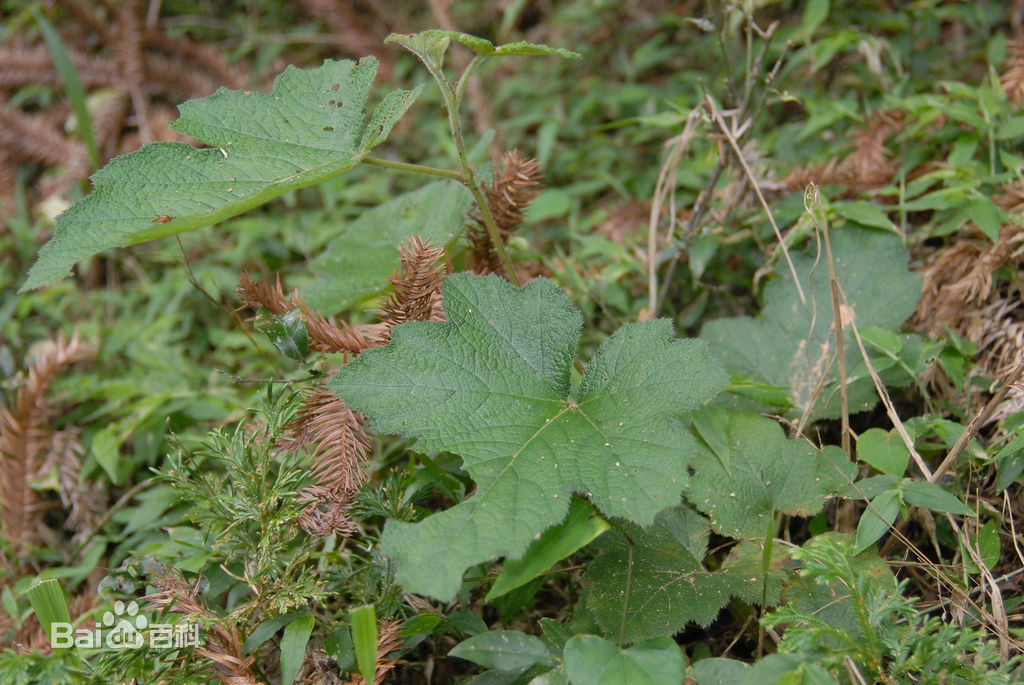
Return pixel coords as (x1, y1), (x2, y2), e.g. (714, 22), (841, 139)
(303, 180), (471, 315)
(688, 412), (854, 539)
(24, 57), (418, 290)
(700, 227), (921, 419)
(329, 274), (726, 600)
(563, 636), (684, 685)
(581, 505), (735, 643)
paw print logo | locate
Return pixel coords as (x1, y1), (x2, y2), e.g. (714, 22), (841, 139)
(101, 600), (148, 649)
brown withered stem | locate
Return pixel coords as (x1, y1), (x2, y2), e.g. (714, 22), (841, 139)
(143, 567), (259, 685)
(467, 150), (543, 276)
(0, 333), (91, 558)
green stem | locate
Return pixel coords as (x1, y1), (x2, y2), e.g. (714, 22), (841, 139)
(438, 55), (520, 285)
(362, 156), (463, 181)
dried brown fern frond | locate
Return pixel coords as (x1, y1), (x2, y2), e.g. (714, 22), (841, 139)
(342, 618), (404, 685)
(0, 334), (90, 557)
(296, 486), (360, 538)
(782, 109), (904, 191)
(1003, 39), (1024, 103)
(378, 237), (446, 338)
(236, 272), (378, 354)
(47, 426), (105, 543)
(468, 150), (543, 275)
(292, 388), (371, 495)
(143, 567), (259, 685)
(287, 387), (371, 538)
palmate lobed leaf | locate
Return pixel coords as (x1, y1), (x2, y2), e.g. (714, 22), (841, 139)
(23, 57), (419, 291)
(700, 227), (921, 420)
(688, 411), (855, 539)
(329, 274), (727, 600)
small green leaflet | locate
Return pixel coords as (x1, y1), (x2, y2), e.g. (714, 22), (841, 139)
(385, 30), (581, 65)
(329, 274), (727, 600)
(24, 57), (418, 290)
(688, 412), (854, 539)
(701, 227), (921, 420)
(449, 630), (556, 671)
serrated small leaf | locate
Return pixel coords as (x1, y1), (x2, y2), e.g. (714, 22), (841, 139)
(855, 488), (901, 551)
(717, 539), (790, 607)
(450, 631), (555, 671)
(688, 412), (851, 539)
(24, 58), (418, 290)
(856, 428), (910, 476)
(563, 636), (684, 685)
(487, 497), (609, 602)
(330, 274), (726, 600)
(385, 30), (580, 62)
(582, 505), (732, 643)
(255, 307), (309, 360)
(900, 480), (974, 515)
(701, 228), (921, 420)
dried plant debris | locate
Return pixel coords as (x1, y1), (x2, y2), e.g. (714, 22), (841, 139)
(783, 109), (906, 191)
(911, 186), (1024, 423)
(0, 333), (92, 558)
(0, 0), (393, 213)
(1002, 38), (1024, 103)
(143, 567), (259, 684)
(467, 150), (543, 275)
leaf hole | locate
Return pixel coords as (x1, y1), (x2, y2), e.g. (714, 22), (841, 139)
(323, 126), (334, 131)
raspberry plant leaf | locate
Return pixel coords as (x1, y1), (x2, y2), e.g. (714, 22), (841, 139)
(329, 273), (727, 600)
(581, 505), (737, 643)
(23, 57), (418, 290)
(701, 227), (921, 420)
(688, 412), (855, 539)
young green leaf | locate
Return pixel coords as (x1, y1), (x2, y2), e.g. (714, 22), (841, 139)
(23, 57), (418, 290)
(486, 497), (609, 602)
(350, 605), (378, 685)
(329, 273), (727, 600)
(855, 488), (901, 551)
(581, 505), (735, 643)
(449, 630), (556, 671)
(856, 428), (911, 476)
(900, 480), (974, 515)
(687, 412), (854, 539)
(25, 580), (72, 653)
(701, 227), (921, 420)
(255, 307), (309, 361)
(280, 613), (315, 685)
(385, 30), (580, 65)
(563, 636), (684, 685)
